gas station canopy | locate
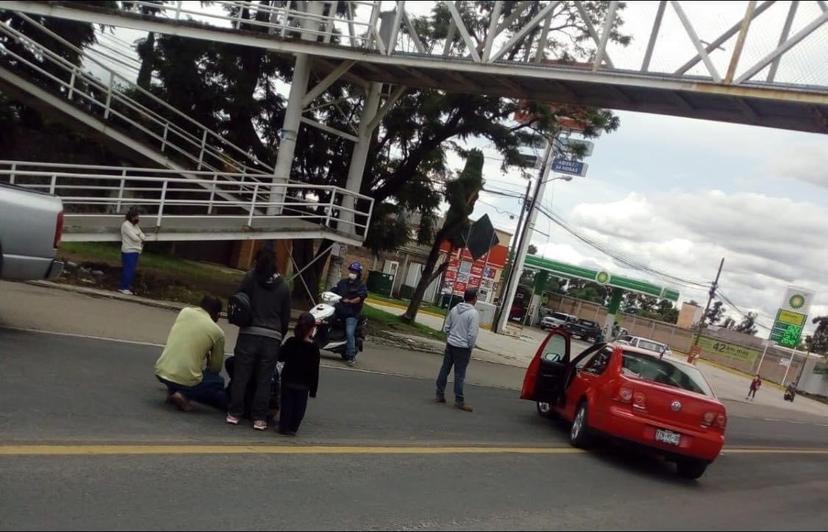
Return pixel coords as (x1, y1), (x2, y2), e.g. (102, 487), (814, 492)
(524, 255), (680, 302)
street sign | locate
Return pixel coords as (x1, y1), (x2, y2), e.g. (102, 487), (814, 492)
(770, 308), (805, 347)
(559, 138), (594, 157)
(551, 158), (587, 176)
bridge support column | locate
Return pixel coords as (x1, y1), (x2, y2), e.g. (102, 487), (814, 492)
(269, 1), (326, 215)
(340, 81), (382, 236)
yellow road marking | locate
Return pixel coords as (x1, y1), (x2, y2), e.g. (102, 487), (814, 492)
(0, 444), (825, 457)
(0, 445), (585, 456)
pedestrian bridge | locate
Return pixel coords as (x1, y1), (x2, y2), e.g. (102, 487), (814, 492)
(4, 0), (828, 133)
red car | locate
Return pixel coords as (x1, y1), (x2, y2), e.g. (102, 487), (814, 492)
(521, 329), (727, 479)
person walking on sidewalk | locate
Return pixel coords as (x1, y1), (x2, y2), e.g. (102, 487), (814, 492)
(278, 312), (321, 436)
(746, 374), (762, 401)
(119, 207), (146, 295)
(154, 295), (227, 412)
(226, 244), (291, 431)
(436, 287), (480, 412)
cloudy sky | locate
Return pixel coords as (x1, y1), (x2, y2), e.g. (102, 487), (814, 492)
(80, 1), (827, 336)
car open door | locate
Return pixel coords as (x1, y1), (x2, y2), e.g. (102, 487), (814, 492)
(521, 329), (571, 402)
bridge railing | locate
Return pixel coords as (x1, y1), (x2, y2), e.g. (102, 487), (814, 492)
(0, 17), (273, 178)
(0, 161), (374, 239)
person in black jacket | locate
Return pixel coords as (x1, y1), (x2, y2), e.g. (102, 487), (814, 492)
(278, 312), (321, 436)
(332, 261), (368, 366)
(227, 243), (292, 431)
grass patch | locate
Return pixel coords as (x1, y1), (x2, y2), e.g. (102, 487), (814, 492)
(367, 291), (447, 317)
(58, 242), (245, 306)
(363, 305), (446, 342)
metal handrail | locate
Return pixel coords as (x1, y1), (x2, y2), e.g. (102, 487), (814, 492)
(0, 162), (374, 236)
(0, 19), (271, 178)
(13, 12), (273, 176)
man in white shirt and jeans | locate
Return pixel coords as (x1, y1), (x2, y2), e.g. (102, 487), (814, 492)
(436, 287), (480, 412)
(119, 207), (146, 295)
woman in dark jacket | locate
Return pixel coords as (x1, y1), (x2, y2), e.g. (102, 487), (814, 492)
(227, 244), (291, 430)
(278, 312), (321, 436)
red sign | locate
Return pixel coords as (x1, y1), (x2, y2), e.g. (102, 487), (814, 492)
(468, 276), (481, 288)
(445, 270), (456, 282)
(471, 265), (483, 277)
(448, 259), (460, 270)
(454, 282), (467, 294)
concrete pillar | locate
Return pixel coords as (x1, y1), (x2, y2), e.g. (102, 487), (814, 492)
(326, 243), (345, 290)
(269, 1), (326, 214)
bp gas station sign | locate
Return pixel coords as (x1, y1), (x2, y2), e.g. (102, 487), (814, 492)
(769, 287), (813, 348)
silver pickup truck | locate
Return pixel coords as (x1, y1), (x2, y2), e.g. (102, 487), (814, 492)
(0, 182), (65, 281)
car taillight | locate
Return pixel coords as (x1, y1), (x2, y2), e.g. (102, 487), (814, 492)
(702, 412), (716, 427)
(633, 392), (647, 410)
(617, 386), (633, 403)
(54, 211), (64, 248)
(702, 412), (727, 429)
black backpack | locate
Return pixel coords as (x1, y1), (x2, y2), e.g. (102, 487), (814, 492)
(228, 291), (253, 327)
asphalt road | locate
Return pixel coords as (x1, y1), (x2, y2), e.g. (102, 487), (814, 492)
(1, 328), (827, 530)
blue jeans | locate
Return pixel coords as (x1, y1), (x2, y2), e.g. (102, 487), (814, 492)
(157, 371), (227, 410)
(345, 316), (359, 360)
(120, 252), (140, 290)
(436, 344), (472, 404)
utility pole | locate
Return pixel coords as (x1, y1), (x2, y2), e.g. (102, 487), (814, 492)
(493, 179), (532, 329)
(495, 138), (556, 334)
(690, 257), (725, 364)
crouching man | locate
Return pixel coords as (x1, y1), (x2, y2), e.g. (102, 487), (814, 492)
(155, 295), (227, 412)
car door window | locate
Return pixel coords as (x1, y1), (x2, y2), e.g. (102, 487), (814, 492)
(582, 347), (613, 375)
(542, 334), (568, 364)
(573, 343), (605, 369)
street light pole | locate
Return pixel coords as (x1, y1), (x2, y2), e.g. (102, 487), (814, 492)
(495, 138), (556, 334)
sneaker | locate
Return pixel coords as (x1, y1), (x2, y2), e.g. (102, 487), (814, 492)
(225, 414), (240, 425)
(455, 402), (474, 412)
(253, 420), (268, 431)
(346, 359), (356, 367)
(117, 289), (133, 296)
(167, 392), (192, 412)
(436, 394), (446, 403)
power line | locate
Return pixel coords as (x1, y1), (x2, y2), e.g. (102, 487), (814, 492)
(533, 203), (709, 290)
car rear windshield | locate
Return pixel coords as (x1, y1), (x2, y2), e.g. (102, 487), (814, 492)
(577, 320), (596, 327)
(551, 313), (570, 320)
(637, 339), (666, 352)
(621, 352), (714, 396)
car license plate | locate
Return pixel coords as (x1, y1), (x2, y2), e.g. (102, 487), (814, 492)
(655, 429), (681, 446)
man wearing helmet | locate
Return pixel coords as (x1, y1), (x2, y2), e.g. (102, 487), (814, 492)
(332, 261), (368, 366)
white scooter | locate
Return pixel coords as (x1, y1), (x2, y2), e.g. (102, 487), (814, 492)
(309, 291), (366, 358)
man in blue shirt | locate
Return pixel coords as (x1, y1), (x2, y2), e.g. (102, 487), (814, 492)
(333, 261), (368, 366)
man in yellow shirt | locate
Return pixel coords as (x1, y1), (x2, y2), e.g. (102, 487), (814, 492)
(155, 296), (227, 412)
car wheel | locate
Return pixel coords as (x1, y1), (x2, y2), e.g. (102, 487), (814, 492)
(676, 459), (708, 480)
(569, 401), (592, 448)
(536, 401), (554, 418)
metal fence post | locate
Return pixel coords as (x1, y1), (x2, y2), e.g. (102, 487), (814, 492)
(207, 173), (218, 214)
(157, 180), (167, 227)
(174, 1), (183, 20)
(9, 163), (15, 184)
(116, 169), (126, 212)
(50, 174), (57, 195)
(327, 189), (336, 227)
(197, 130), (208, 170)
(104, 71), (114, 119)
(248, 183), (259, 226)
(68, 68), (76, 101)
(161, 123), (169, 152)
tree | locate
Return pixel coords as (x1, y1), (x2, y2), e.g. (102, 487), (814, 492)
(402, 149), (484, 322)
(807, 316), (828, 354)
(735, 312), (758, 336)
(528, 244), (538, 255)
(704, 300), (725, 327)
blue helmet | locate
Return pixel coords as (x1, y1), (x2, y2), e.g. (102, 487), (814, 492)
(348, 261), (363, 274)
